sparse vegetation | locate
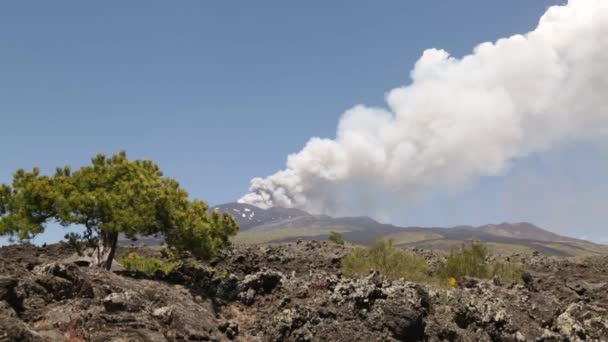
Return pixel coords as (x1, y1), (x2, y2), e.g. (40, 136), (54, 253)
(489, 260), (526, 285)
(118, 252), (179, 277)
(439, 240), (525, 285)
(328, 231), (344, 245)
(343, 238), (525, 286)
(342, 239), (428, 281)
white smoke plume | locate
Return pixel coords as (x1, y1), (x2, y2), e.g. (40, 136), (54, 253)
(239, 0), (608, 214)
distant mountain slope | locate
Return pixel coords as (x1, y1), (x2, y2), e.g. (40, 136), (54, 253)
(234, 213), (403, 245)
(211, 202), (309, 231)
(387, 225), (608, 257)
(475, 222), (585, 243)
(214, 202), (608, 257)
(121, 202), (607, 257)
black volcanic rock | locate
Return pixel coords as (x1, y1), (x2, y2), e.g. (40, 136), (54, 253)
(2, 241), (608, 341)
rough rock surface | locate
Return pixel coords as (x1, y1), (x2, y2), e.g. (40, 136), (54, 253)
(1, 241), (607, 341)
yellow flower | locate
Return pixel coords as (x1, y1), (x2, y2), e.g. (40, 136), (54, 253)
(448, 277), (457, 287)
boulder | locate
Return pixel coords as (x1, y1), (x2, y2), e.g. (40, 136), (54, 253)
(102, 291), (142, 312)
(239, 269), (283, 294)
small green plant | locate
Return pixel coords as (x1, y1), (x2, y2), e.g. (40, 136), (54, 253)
(118, 252), (179, 277)
(489, 260), (525, 285)
(213, 269), (229, 279)
(328, 231), (344, 245)
(439, 240), (489, 280)
(64, 233), (86, 256)
(438, 240), (525, 285)
(342, 239), (428, 281)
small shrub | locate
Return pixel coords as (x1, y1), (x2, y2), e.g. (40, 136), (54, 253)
(213, 269), (229, 279)
(439, 240), (489, 280)
(118, 252), (179, 277)
(189, 260), (201, 269)
(328, 231), (344, 245)
(489, 260), (525, 285)
(65, 233), (85, 255)
(342, 239), (428, 281)
(438, 240), (525, 285)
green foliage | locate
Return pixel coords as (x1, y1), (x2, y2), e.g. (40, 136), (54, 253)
(0, 184), (11, 216)
(0, 151), (239, 269)
(118, 252), (179, 277)
(163, 201), (239, 260)
(328, 231), (344, 245)
(439, 240), (524, 284)
(212, 269), (229, 279)
(342, 239), (428, 282)
(0, 168), (58, 241)
(489, 260), (525, 285)
(439, 240), (489, 279)
(189, 260), (201, 269)
(64, 232), (86, 256)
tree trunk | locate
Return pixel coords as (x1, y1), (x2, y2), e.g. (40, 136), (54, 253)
(93, 231), (119, 270)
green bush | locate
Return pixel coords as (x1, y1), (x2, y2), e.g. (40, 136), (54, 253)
(439, 240), (489, 279)
(439, 240), (524, 284)
(342, 239), (428, 281)
(118, 252), (179, 277)
(489, 260), (525, 285)
(328, 231), (344, 245)
(64, 233), (86, 256)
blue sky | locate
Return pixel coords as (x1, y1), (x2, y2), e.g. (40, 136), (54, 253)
(3, 0), (605, 244)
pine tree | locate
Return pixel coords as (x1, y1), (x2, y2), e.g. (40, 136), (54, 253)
(0, 151), (239, 269)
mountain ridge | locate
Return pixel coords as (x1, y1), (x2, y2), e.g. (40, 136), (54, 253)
(121, 202), (607, 257)
(214, 202), (607, 257)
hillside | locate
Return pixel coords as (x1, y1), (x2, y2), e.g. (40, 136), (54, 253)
(211, 203), (309, 231)
(215, 203), (608, 257)
(121, 203), (608, 257)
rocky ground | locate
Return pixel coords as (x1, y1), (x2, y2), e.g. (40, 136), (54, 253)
(1, 240), (607, 341)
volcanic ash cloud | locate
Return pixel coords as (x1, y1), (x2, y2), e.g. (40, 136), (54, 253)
(239, 0), (608, 214)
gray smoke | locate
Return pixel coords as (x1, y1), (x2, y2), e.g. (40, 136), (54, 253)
(239, 0), (608, 215)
